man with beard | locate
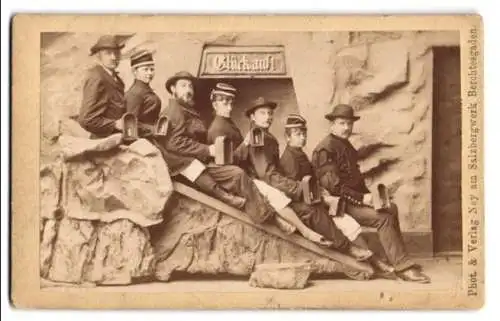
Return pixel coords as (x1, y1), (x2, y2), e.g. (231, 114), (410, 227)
(78, 35), (126, 138)
(311, 104), (431, 284)
(155, 72), (274, 224)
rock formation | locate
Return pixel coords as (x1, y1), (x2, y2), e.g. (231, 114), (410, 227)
(40, 130), (173, 285)
(39, 31), (460, 285)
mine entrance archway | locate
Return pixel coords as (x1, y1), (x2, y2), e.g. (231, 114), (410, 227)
(195, 78), (300, 151)
(196, 45), (300, 152)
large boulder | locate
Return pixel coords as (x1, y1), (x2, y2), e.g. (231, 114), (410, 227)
(61, 137), (173, 227)
(40, 136), (173, 285)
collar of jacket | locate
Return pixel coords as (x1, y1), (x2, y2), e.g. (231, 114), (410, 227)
(98, 63), (118, 77)
(330, 133), (351, 143)
(249, 122), (270, 132)
(285, 145), (305, 153)
(133, 79), (153, 91)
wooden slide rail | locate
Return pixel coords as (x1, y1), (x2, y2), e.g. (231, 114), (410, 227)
(173, 182), (374, 275)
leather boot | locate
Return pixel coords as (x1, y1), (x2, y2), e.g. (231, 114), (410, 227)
(212, 186), (247, 210)
(396, 267), (431, 284)
(370, 258), (398, 280)
(194, 172), (247, 210)
(347, 244), (373, 261)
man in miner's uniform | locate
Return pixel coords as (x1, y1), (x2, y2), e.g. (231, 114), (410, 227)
(124, 49), (162, 138)
(78, 35), (126, 138)
(156, 72), (274, 224)
(207, 83), (326, 240)
(207, 88), (375, 259)
(312, 104), (431, 284)
(279, 114), (397, 279)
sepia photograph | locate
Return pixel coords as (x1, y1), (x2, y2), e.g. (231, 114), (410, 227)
(10, 15), (484, 309)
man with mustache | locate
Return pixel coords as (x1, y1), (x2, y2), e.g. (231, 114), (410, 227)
(155, 72), (273, 224)
(78, 35), (126, 138)
(279, 114), (397, 279)
(311, 104), (431, 283)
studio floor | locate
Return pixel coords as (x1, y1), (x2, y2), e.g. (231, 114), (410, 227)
(44, 256), (462, 293)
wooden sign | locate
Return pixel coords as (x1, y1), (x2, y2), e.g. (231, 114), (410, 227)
(199, 46), (287, 78)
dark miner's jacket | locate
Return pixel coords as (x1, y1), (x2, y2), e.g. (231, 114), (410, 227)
(246, 127), (303, 202)
(124, 79), (162, 137)
(207, 115), (250, 167)
(280, 145), (316, 182)
(153, 99), (210, 176)
(78, 65), (125, 138)
(311, 134), (369, 205)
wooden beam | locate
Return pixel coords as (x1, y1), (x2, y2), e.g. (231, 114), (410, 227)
(173, 182), (374, 274)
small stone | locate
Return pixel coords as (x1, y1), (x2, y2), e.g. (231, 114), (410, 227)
(249, 263), (312, 289)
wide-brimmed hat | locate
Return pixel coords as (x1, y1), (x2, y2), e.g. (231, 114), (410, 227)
(210, 82), (237, 99)
(325, 104), (360, 122)
(90, 35), (125, 56)
(285, 114), (307, 129)
(245, 97), (277, 117)
(165, 71), (196, 94)
(130, 49), (154, 69)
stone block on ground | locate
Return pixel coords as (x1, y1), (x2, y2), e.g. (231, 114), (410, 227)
(249, 263), (312, 289)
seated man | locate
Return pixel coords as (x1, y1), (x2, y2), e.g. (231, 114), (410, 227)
(78, 35), (126, 138)
(207, 91), (373, 261)
(207, 83), (333, 246)
(311, 104), (431, 284)
(279, 114), (396, 279)
(154, 71), (274, 225)
(124, 49), (162, 138)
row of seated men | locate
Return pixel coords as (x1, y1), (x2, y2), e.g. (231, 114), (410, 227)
(76, 35), (431, 283)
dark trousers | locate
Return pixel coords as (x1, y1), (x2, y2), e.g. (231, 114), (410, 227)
(196, 164), (274, 224)
(345, 203), (415, 272)
(289, 202), (350, 251)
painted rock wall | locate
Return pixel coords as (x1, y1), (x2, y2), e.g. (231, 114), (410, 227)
(40, 31), (459, 252)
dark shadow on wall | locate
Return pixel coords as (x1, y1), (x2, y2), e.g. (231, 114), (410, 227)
(432, 46), (462, 254)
